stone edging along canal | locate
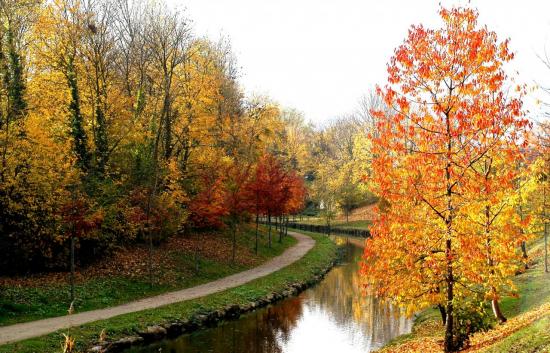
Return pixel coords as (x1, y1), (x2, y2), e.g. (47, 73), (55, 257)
(87, 233), (338, 353)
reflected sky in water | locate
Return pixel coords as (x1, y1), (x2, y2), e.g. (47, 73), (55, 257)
(128, 237), (412, 353)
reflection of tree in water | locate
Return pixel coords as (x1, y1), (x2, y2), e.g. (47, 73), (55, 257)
(308, 241), (411, 349)
(131, 240), (410, 353)
(146, 296), (304, 353)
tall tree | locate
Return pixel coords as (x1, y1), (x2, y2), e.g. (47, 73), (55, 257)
(362, 7), (530, 351)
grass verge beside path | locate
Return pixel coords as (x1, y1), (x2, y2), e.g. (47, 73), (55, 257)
(0, 225), (295, 327)
(295, 218), (372, 230)
(0, 231), (338, 353)
(378, 236), (550, 353)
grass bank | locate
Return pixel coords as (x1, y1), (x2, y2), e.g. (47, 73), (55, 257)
(295, 218), (372, 230)
(0, 231), (338, 353)
(378, 236), (550, 352)
(0, 225), (295, 327)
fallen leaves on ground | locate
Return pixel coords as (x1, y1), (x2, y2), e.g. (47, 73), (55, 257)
(379, 303), (550, 353)
(0, 227), (266, 288)
(464, 302), (550, 352)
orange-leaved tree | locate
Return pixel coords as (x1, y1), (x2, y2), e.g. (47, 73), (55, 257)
(248, 153), (274, 253)
(281, 170), (307, 238)
(362, 7), (530, 351)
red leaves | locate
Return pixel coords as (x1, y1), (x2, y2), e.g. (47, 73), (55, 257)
(189, 174), (228, 229)
(59, 194), (102, 239)
(364, 4), (531, 324)
(247, 153), (306, 218)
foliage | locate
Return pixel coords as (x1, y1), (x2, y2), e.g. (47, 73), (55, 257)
(362, 6), (531, 351)
(0, 0), (306, 274)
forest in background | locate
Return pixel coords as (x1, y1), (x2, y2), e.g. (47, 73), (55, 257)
(0, 0), (311, 274)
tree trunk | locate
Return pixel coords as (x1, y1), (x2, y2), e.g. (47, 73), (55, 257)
(148, 226), (153, 287)
(491, 296), (507, 324)
(232, 222), (237, 264)
(518, 205), (528, 269)
(545, 221), (548, 273)
(443, 114), (455, 353)
(255, 214), (259, 255)
(70, 234), (75, 304)
(194, 232), (200, 273)
(444, 240), (455, 352)
(544, 186), (548, 273)
(268, 214), (272, 248)
(521, 241), (528, 269)
(438, 304), (447, 326)
(278, 216), (282, 243)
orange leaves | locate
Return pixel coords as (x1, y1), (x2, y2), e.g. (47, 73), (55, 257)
(363, 5), (531, 342)
(59, 192), (103, 239)
(247, 153), (305, 218)
(188, 174), (228, 229)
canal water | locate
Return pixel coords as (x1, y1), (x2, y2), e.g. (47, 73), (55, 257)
(128, 236), (412, 353)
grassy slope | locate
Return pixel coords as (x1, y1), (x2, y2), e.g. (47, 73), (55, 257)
(294, 218), (372, 230)
(477, 237), (550, 353)
(0, 231), (338, 353)
(379, 236), (550, 352)
(0, 225), (295, 327)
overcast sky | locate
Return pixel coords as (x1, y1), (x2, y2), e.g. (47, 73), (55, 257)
(169, 0), (550, 125)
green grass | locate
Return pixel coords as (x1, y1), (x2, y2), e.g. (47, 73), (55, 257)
(293, 218), (372, 230)
(479, 237), (550, 353)
(0, 231), (338, 353)
(499, 238), (550, 317)
(480, 316), (550, 353)
(0, 225), (296, 327)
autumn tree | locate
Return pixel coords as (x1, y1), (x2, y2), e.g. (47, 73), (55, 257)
(0, 0), (306, 279)
(362, 7), (530, 351)
(248, 154), (273, 253)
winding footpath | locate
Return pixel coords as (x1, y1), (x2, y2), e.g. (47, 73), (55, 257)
(0, 231), (315, 345)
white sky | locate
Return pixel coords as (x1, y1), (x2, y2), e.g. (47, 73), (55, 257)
(169, 0), (550, 125)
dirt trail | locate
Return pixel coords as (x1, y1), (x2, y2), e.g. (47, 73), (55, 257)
(0, 231), (314, 345)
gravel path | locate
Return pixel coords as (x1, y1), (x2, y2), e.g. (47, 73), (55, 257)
(0, 231), (314, 345)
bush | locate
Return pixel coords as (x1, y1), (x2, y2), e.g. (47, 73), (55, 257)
(453, 298), (493, 349)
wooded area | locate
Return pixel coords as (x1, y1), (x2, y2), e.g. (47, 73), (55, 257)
(0, 2), (549, 353)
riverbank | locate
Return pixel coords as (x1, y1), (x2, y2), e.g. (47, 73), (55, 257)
(0, 225), (294, 327)
(377, 236), (550, 352)
(0, 231), (338, 353)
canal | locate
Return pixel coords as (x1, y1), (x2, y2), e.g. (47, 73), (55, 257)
(128, 236), (412, 353)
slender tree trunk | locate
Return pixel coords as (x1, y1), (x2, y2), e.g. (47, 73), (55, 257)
(278, 216), (282, 243)
(520, 241), (528, 269)
(232, 222), (237, 264)
(491, 291), (507, 323)
(438, 304), (447, 326)
(255, 214), (259, 255)
(518, 204), (529, 269)
(544, 186), (548, 273)
(268, 214), (272, 248)
(148, 225), (153, 287)
(444, 113), (455, 353)
(444, 238), (454, 352)
(194, 232), (200, 273)
(70, 233), (75, 304)
(545, 221), (548, 273)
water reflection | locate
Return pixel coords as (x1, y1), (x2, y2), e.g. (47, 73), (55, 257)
(128, 237), (411, 353)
